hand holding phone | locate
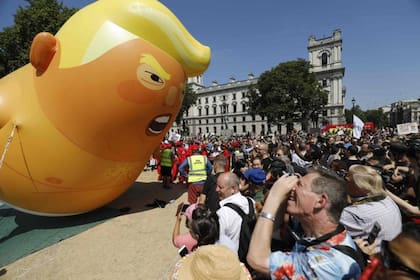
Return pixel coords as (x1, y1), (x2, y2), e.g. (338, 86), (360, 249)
(367, 222), (381, 245)
(175, 202), (190, 216)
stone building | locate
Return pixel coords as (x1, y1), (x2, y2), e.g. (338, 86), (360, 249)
(172, 29), (346, 137)
(179, 74), (274, 137)
(308, 29), (346, 125)
(387, 99), (420, 127)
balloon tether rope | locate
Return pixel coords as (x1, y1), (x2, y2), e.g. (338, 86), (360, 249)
(0, 123), (17, 170)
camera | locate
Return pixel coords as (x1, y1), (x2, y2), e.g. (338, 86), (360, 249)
(367, 222), (381, 245)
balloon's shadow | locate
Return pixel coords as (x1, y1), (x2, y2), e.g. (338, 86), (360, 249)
(0, 206), (121, 244)
(0, 180), (186, 268)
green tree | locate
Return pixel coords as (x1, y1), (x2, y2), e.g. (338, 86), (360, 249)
(247, 59), (327, 133)
(175, 84), (197, 125)
(344, 105), (365, 123)
(364, 108), (389, 128)
(0, 0), (77, 77)
(345, 107), (389, 129)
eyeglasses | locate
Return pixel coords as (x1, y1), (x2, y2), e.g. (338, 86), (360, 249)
(381, 240), (420, 278)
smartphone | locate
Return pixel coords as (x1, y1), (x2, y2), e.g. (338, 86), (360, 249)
(175, 202), (190, 216)
(178, 245), (188, 257)
(367, 222), (381, 245)
(181, 203), (189, 213)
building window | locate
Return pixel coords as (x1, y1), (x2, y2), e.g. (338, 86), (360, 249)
(213, 126), (217, 133)
(213, 107), (216, 115)
(205, 97), (208, 104)
(198, 98), (201, 104)
(261, 124), (265, 134)
(199, 127), (202, 134)
(233, 104), (237, 113)
(233, 125), (237, 133)
(198, 108), (202, 116)
(242, 116), (246, 122)
(205, 107), (209, 115)
(252, 124), (256, 133)
(198, 119), (201, 124)
(331, 108), (335, 115)
(242, 103), (246, 112)
(242, 125), (246, 133)
(206, 119), (209, 124)
(242, 92), (245, 98)
(232, 93), (236, 100)
(213, 96), (216, 102)
(206, 127), (209, 133)
(222, 95), (226, 101)
(252, 115), (256, 121)
(221, 126), (224, 131)
(233, 117), (236, 122)
(322, 53), (328, 66)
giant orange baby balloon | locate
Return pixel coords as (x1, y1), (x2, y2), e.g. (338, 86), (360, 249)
(0, 0), (210, 215)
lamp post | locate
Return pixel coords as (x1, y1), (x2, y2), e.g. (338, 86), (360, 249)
(351, 97), (356, 114)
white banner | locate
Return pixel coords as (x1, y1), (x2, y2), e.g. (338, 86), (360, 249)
(397, 122), (419, 135)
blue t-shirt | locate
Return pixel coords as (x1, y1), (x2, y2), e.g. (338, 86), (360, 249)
(269, 230), (361, 280)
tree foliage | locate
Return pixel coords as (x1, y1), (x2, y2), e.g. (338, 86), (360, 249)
(345, 107), (389, 128)
(175, 84), (197, 125)
(247, 59), (327, 132)
(0, 0), (77, 77)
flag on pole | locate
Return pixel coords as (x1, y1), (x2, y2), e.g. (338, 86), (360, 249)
(353, 115), (364, 139)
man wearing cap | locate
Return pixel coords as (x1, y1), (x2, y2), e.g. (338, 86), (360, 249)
(179, 148), (213, 204)
(243, 168), (266, 213)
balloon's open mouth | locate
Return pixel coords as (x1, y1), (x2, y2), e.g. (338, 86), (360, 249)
(148, 115), (171, 135)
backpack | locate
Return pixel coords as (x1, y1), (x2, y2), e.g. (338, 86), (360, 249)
(224, 197), (256, 263)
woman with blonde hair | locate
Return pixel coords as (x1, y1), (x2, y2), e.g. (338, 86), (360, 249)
(340, 164), (402, 253)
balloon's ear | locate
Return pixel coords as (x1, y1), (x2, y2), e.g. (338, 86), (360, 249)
(30, 32), (57, 74)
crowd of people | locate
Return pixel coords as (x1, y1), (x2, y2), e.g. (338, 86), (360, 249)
(163, 128), (420, 279)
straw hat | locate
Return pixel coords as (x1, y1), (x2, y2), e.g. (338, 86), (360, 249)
(172, 245), (251, 280)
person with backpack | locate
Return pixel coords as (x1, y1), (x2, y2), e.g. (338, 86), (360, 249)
(215, 172), (256, 263)
(247, 166), (364, 279)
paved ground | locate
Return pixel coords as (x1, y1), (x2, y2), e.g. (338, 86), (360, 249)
(1, 170), (189, 280)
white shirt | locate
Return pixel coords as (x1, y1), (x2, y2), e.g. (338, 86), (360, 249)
(216, 192), (252, 254)
(291, 151), (311, 168)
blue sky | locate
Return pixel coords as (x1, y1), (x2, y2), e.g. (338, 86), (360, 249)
(1, 0), (419, 110)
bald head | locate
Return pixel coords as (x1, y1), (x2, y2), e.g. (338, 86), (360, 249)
(216, 172), (240, 200)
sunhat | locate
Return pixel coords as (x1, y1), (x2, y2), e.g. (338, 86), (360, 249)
(171, 245), (251, 280)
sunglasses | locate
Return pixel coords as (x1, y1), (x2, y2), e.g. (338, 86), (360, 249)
(381, 240), (420, 278)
